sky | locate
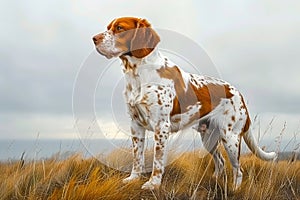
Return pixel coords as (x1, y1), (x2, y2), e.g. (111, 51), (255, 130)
(1, 0), (300, 149)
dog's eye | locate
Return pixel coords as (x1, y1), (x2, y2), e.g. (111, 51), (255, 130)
(116, 25), (123, 31)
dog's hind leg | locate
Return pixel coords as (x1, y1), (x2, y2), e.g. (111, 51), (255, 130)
(199, 121), (224, 178)
(222, 133), (243, 190)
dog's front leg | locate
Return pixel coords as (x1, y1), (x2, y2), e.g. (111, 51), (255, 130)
(123, 120), (146, 183)
(142, 120), (170, 190)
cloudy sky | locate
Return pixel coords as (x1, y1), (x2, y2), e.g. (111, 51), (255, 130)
(1, 0), (300, 145)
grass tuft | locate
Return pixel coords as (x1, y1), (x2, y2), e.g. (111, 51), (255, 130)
(0, 149), (299, 200)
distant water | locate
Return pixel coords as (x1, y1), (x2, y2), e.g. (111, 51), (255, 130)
(0, 138), (297, 161)
(0, 139), (131, 161)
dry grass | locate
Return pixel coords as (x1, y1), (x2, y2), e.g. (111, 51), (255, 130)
(0, 149), (299, 200)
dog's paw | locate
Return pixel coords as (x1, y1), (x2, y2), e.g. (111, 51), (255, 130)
(141, 181), (160, 190)
(122, 174), (140, 184)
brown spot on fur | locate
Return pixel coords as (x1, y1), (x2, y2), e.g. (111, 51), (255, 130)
(120, 56), (137, 72)
(222, 128), (226, 135)
(223, 110), (229, 115)
(157, 66), (186, 97)
(132, 137), (138, 144)
(232, 116), (235, 122)
(158, 99), (162, 105)
(141, 94), (148, 103)
(222, 138), (227, 143)
(126, 84), (132, 91)
(157, 66), (234, 117)
(152, 168), (162, 177)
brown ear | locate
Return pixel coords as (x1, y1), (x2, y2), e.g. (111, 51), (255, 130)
(130, 19), (160, 58)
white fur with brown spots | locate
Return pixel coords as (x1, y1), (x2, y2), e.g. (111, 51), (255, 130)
(92, 17), (277, 190)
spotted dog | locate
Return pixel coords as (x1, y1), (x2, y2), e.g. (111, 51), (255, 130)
(92, 17), (277, 190)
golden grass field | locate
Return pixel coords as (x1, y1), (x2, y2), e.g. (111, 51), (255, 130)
(0, 148), (299, 200)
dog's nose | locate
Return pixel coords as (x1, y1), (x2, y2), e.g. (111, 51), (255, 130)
(92, 36), (98, 44)
(93, 34), (104, 45)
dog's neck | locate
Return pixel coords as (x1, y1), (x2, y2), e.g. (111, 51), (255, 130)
(119, 47), (165, 74)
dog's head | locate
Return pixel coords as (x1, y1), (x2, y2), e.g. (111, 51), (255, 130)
(92, 17), (160, 59)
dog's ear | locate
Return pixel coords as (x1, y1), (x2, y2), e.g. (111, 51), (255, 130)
(130, 19), (160, 58)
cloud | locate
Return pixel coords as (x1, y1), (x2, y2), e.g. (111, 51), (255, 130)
(0, 113), (76, 139)
(0, 0), (299, 140)
(202, 20), (300, 113)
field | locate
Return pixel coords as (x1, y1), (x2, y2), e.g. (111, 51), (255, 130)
(0, 148), (299, 200)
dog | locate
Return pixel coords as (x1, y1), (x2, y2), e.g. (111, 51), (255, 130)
(92, 17), (277, 190)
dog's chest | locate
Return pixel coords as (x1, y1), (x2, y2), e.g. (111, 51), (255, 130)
(123, 67), (175, 128)
(124, 70), (155, 128)
(124, 72), (141, 106)
(123, 65), (172, 104)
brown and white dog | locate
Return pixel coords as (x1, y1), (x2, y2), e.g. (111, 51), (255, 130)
(92, 17), (276, 190)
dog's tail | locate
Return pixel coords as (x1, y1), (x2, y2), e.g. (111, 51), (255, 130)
(243, 128), (277, 161)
